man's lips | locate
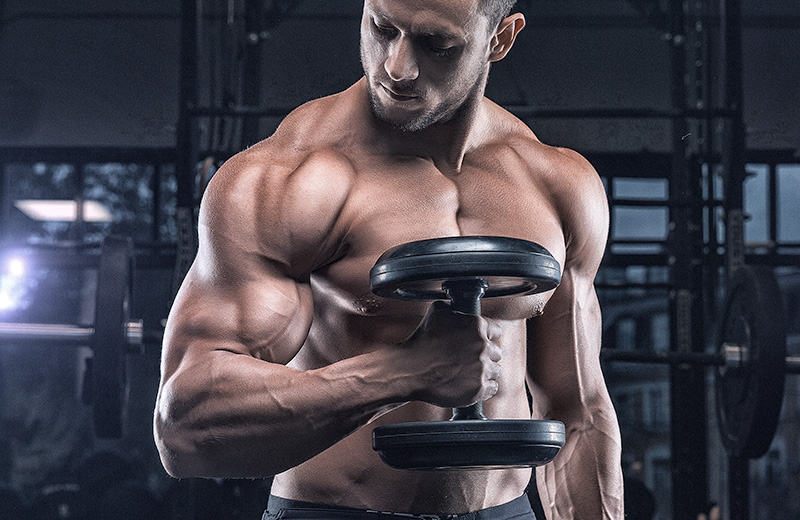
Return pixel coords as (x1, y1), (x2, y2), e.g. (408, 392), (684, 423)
(381, 84), (419, 101)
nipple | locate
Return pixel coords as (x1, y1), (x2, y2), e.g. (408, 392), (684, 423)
(354, 296), (381, 315)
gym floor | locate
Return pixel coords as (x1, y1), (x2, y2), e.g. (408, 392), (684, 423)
(0, 1), (798, 519)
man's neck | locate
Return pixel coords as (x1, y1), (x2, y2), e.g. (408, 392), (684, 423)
(360, 81), (491, 174)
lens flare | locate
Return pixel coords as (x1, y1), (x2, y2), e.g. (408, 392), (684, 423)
(7, 258), (25, 278)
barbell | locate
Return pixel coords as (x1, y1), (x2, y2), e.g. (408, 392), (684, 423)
(0, 235), (139, 438)
(601, 265), (794, 460)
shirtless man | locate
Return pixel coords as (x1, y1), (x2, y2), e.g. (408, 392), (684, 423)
(154, 0), (623, 518)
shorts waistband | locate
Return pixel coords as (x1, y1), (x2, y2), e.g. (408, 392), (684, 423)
(264, 494), (535, 520)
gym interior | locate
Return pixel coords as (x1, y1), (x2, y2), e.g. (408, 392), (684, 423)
(0, 0), (798, 519)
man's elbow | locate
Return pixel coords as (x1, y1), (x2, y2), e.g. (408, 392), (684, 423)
(154, 405), (204, 478)
(153, 379), (219, 478)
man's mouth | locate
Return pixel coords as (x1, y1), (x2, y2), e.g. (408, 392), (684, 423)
(381, 84), (419, 101)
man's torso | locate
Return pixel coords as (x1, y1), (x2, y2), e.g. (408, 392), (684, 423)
(231, 83), (573, 514)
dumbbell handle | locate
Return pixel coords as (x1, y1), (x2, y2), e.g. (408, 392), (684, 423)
(443, 279), (490, 421)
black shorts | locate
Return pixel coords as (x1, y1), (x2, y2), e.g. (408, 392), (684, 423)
(262, 494), (536, 520)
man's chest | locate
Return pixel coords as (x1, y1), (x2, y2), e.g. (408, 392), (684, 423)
(311, 159), (566, 323)
(341, 156), (563, 245)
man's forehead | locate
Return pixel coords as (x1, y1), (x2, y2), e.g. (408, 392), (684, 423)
(364, 0), (485, 36)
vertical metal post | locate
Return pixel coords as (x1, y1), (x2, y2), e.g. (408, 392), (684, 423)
(74, 163), (86, 243)
(668, 0), (708, 518)
(721, 0), (746, 275)
(242, 0), (265, 147)
(151, 164), (162, 244)
(172, 0), (201, 300)
(720, 0), (749, 516)
(176, 0), (199, 210)
(0, 164), (6, 243)
(728, 456), (750, 520)
(768, 163), (777, 250)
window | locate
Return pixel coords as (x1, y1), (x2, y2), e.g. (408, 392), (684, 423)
(616, 317), (637, 350)
(2, 158), (177, 246)
(744, 164), (769, 245)
(646, 386), (669, 429)
(650, 313), (669, 352)
(777, 164), (800, 244)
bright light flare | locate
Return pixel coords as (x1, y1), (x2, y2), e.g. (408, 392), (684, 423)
(0, 290), (14, 311)
(7, 257), (25, 278)
(0, 256), (27, 312)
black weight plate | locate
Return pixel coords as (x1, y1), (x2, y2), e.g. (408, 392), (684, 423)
(92, 235), (134, 438)
(370, 236), (561, 301)
(372, 419), (565, 470)
(716, 266), (787, 459)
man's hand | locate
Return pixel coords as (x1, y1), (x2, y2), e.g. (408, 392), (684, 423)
(400, 301), (503, 408)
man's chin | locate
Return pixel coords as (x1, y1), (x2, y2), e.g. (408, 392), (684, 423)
(371, 103), (430, 133)
(366, 85), (444, 132)
(385, 115), (431, 133)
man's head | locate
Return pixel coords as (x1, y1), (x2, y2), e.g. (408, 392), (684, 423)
(360, 0), (524, 132)
(478, 0), (518, 34)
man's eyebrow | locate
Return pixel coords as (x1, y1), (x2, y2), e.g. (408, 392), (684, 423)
(371, 13), (463, 42)
(419, 29), (461, 41)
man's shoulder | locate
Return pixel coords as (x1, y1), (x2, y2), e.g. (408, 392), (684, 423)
(482, 110), (608, 262)
(213, 91), (362, 190)
(273, 84), (365, 153)
(483, 102), (593, 174)
(483, 119), (598, 189)
(198, 109), (359, 271)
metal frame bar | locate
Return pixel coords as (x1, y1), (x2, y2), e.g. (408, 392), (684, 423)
(720, 0), (752, 516)
(666, 0), (710, 516)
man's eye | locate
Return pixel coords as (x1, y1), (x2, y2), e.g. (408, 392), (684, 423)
(428, 44), (456, 58)
(373, 23), (397, 39)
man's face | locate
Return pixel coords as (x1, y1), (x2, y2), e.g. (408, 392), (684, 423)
(360, 0), (494, 132)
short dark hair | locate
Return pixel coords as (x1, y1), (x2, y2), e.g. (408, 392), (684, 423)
(478, 0), (517, 30)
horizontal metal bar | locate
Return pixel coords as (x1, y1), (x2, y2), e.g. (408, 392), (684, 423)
(0, 146), (175, 163)
(0, 322), (94, 344)
(786, 357), (800, 375)
(11, 11), (799, 30)
(188, 106), (293, 118)
(596, 282), (673, 290)
(508, 107), (738, 120)
(0, 321), (144, 348)
(608, 199), (670, 207)
(187, 105), (739, 121)
(601, 349), (725, 367)
(601, 348), (800, 374)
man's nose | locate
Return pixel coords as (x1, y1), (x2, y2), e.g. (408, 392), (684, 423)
(384, 37), (419, 82)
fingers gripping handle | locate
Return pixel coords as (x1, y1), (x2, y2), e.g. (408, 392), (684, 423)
(443, 279), (489, 421)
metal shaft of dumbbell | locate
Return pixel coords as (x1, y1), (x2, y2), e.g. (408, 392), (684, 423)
(0, 321), (143, 347)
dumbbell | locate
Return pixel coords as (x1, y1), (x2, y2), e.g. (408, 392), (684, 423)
(369, 236), (566, 470)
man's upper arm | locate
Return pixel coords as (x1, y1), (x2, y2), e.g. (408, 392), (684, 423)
(161, 147), (354, 373)
(526, 149), (609, 417)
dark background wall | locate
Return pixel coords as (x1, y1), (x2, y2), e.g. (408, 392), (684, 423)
(0, 0), (797, 151)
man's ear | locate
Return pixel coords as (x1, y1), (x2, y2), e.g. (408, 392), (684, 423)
(489, 13), (525, 63)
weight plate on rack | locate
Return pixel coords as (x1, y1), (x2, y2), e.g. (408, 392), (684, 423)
(91, 236), (134, 438)
(716, 266), (787, 459)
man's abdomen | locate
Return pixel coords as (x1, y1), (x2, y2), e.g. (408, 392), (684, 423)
(270, 402), (533, 515)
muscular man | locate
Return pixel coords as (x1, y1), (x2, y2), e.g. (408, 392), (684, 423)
(155, 0), (623, 518)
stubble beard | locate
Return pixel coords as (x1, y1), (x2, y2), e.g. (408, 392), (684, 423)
(364, 71), (487, 133)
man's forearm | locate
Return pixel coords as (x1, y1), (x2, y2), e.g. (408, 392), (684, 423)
(155, 348), (414, 479)
(536, 405), (624, 519)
